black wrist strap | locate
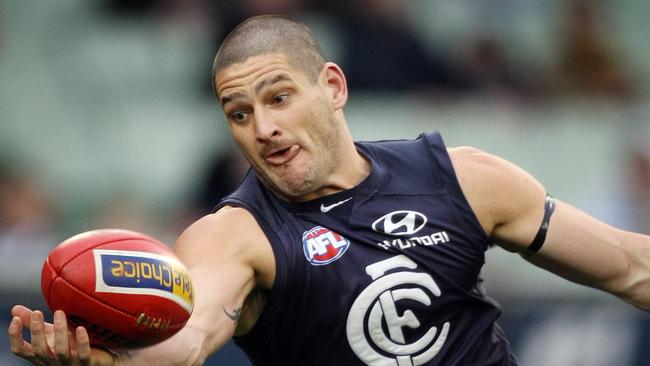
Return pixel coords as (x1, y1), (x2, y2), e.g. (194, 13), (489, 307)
(525, 194), (556, 255)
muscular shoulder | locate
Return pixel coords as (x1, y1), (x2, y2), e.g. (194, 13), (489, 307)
(448, 146), (535, 200)
(448, 146), (547, 251)
(174, 206), (275, 289)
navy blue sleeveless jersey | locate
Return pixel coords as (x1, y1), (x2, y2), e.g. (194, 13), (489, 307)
(216, 132), (518, 365)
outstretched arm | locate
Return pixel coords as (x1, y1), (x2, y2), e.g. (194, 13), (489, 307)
(450, 146), (650, 310)
(524, 201), (650, 310)
(8, 206), (275, 365)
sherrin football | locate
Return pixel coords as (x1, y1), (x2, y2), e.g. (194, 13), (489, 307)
(41, 229), (194, 349)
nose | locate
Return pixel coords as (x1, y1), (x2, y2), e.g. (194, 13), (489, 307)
(253, 107), (281, 142)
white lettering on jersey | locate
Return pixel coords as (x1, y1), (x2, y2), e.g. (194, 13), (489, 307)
(377, 231), (451, 250)
(346, 255), (450, 365)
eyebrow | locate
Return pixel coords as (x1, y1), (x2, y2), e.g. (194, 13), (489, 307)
(254, 73), (293, 95)
(220, 91), (246, 107)
(220, 73), (293, 108)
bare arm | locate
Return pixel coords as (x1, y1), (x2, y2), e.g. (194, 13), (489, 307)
(122, 207), (274, 365)
(9, 206), (275, 365)
(450, 146), (650, 310)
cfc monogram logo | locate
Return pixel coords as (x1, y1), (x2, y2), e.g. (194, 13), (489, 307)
(346, 255), (450, 366)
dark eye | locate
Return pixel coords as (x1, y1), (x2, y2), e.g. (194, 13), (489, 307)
(231, 111), (248, 122)
(272, 94), (288, 104)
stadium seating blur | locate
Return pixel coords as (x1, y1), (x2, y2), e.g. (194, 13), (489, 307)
(1, 1), (649, 365)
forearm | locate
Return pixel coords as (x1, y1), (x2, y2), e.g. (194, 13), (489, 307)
(612, 231), (650, 311)
(528, 216), (650, 311)
(522, 202), (650, 310)
(115, 324), (211, 366)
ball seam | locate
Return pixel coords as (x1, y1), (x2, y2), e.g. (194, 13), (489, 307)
(53, 275), (136, 320)
(57, 235), (164, 271)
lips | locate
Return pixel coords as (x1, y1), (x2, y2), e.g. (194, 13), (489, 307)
(264, 144), (300, 166)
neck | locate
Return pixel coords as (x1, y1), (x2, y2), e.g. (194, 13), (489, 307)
(314, 143), (370, 198)
(275, 129), (370, 203)
(304, 118), (371, 200)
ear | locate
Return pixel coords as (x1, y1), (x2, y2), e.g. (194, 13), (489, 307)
(320, 62), (348, 110)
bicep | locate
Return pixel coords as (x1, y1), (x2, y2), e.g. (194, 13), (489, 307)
(451, 147), (641, 298)
(450, 146), (548, 251)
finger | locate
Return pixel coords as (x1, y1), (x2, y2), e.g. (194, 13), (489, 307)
(30, 310), (55, 362)
(8, 316), (35, 359)
(53, 310), (71, 362)
(76, 326), (92, 366)
(17, 305), (56, 336)
(12, 305), (34, 324)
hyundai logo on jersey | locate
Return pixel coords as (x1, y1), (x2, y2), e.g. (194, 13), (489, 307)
(302, 226), (350, 265)
(372, 210), (428, 236)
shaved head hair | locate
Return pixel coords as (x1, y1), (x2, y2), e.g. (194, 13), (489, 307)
(212, 15), (326, 92)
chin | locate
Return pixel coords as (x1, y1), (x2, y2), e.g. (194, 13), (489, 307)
(262, 163), (321, 200)
(279, 182), (313, 199)
(277, 175), (319, 199)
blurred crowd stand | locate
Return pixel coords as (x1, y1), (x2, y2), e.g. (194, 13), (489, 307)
(95, 0), (646, 105)
(627, 119), (650, 234)
(552, 1), (637, 102)
(0, 164), (59, 292)
(1, 0), (649, 365)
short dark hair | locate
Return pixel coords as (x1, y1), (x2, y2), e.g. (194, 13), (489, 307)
(212, 15), (326, 93)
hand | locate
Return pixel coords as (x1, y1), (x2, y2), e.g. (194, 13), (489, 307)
(8, 305), (117, 366)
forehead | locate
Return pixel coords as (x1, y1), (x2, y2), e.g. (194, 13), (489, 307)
(215, 53), (306, 97)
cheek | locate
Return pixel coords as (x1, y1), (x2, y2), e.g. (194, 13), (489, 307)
(306, 104), (337, 142)
(292, 92), (325, 125)
(230, 128), (257, 157)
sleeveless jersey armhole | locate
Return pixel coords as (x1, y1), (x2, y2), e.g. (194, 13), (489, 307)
(421, 132), (491, 250)
(214, 198), (289, 337)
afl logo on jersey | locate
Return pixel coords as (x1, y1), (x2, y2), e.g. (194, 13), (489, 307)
(302, 226), (350, 265)
(372, 210), (427, 236)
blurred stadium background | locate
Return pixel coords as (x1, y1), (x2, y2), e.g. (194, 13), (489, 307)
(1, 0), (649, 365)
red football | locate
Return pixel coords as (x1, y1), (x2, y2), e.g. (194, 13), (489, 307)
(41, 229), (194, 349)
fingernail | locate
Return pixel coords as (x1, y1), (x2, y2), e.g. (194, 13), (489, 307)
(54, 311), (63, 322)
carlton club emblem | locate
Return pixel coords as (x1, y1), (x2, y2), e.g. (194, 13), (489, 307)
(346, 255), (450, 365)
(302, 226), (350, 265)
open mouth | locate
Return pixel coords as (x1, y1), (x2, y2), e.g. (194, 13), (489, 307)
(265, 145), (300, 166)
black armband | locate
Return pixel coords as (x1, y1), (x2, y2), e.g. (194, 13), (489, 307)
(525, 194), (556, 255)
